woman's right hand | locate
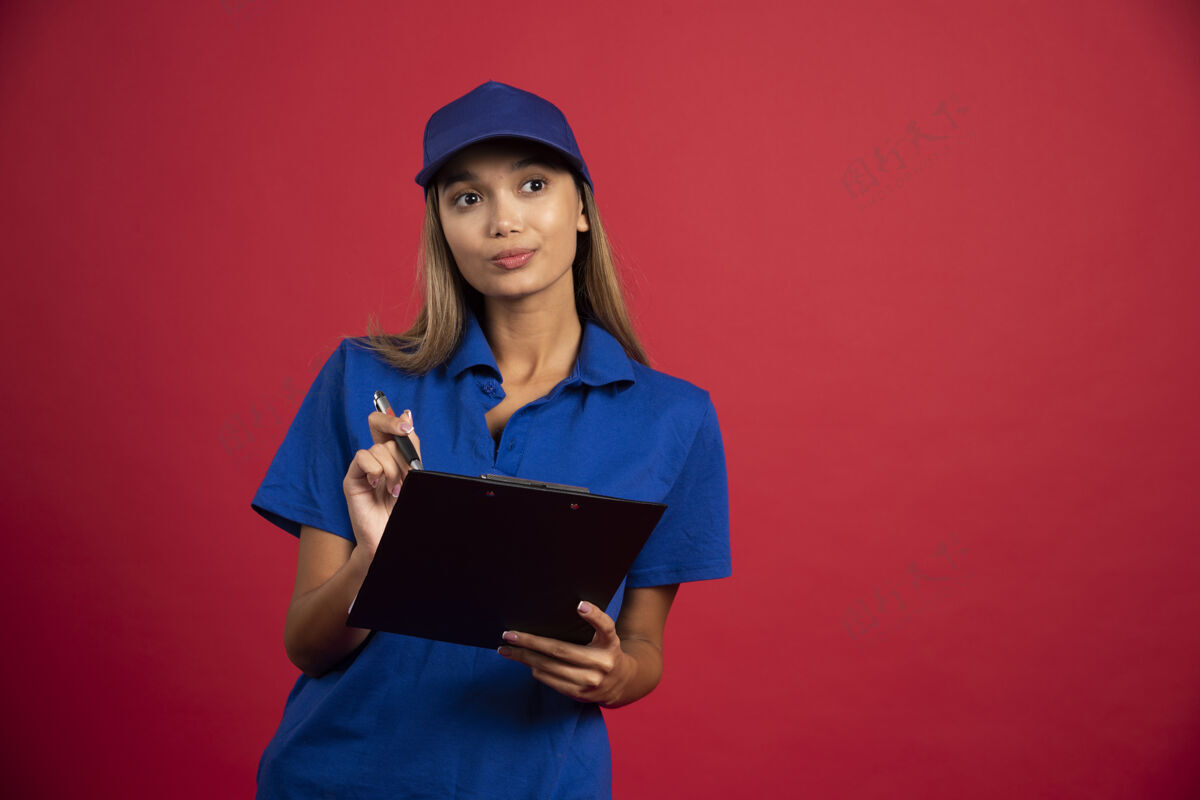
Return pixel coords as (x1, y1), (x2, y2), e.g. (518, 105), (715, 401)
(343, 409), (422, 557)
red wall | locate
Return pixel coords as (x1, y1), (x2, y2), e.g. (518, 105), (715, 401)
(3, 1), (1199, 797)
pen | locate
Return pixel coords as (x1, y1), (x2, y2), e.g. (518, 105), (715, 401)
(373, 390), (422, 471)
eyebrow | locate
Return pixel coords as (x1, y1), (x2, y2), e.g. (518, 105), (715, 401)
(439, 158), (557, 193)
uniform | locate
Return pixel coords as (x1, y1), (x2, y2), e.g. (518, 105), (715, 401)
(251, 309), (731, 798)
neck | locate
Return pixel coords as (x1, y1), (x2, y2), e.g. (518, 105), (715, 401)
(481, 294), (582, 384)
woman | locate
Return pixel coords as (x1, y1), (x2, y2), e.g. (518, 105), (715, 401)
(251, 80), (730, 799)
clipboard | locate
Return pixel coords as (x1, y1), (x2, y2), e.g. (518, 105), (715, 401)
(345, 469), (667, 649)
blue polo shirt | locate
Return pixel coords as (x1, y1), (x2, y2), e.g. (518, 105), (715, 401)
(251, 311), (731, 799)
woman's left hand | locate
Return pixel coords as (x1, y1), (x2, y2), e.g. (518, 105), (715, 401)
(497, 601), (634, 707)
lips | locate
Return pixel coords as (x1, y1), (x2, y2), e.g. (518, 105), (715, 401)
(490, 248), (535, 269)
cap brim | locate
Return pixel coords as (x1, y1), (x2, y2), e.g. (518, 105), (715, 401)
(416, 132), (589, 190)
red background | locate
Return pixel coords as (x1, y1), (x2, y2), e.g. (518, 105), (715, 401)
(3, 1), (1199, 797)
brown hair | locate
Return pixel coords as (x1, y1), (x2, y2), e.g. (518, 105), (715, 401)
(355, 176), (648, 374)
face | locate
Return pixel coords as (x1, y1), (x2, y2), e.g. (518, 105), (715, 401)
(435, 139), (589, 307)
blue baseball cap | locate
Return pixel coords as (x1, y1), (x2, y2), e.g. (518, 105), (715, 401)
(414, 80), (593, 193)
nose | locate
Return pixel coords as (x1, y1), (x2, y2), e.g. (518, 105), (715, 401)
(488, 192), (522, 237)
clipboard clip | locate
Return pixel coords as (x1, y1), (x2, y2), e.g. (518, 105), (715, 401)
(480, 474), (590, 494)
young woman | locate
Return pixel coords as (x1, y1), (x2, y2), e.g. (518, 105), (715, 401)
(251, 80), (731, 799)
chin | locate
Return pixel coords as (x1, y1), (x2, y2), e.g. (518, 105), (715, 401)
(481, 273), (555, 296)
(468, 265), (573, 303)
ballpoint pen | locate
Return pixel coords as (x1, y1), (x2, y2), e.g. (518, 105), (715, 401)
(373, 390), (422, 471)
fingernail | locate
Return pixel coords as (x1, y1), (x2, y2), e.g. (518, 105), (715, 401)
(398, 410), (414, 434)
(391, 483), (401, 497)
(369, 476), (380, 488)
(497, 646), (512, 657)
(502, 631), (519, 643)
(578, 601), (592, 614)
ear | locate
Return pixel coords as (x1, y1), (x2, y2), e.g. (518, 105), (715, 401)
(576, 190), (589, 233)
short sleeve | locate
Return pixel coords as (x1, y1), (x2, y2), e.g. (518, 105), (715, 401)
(250, 340), (357, 542)
(625, 396), (732, 588)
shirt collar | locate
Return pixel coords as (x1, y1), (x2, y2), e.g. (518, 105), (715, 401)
(445, 307), (636, 388)
(575, 317), (636, 388)
(446, 306), (500, 378)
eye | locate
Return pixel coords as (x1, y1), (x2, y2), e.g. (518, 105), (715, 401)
(453, 191), (482, 208)
(521, 178), (546, 193)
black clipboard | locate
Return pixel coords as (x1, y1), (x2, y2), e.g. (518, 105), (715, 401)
(345, 469), (667, 649)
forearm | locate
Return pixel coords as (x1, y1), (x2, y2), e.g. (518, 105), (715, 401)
(601, 636), (665, 709)
(284, 544), (374, 677)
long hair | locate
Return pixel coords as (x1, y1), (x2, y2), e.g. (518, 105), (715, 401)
(355, 176), (648, 374)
